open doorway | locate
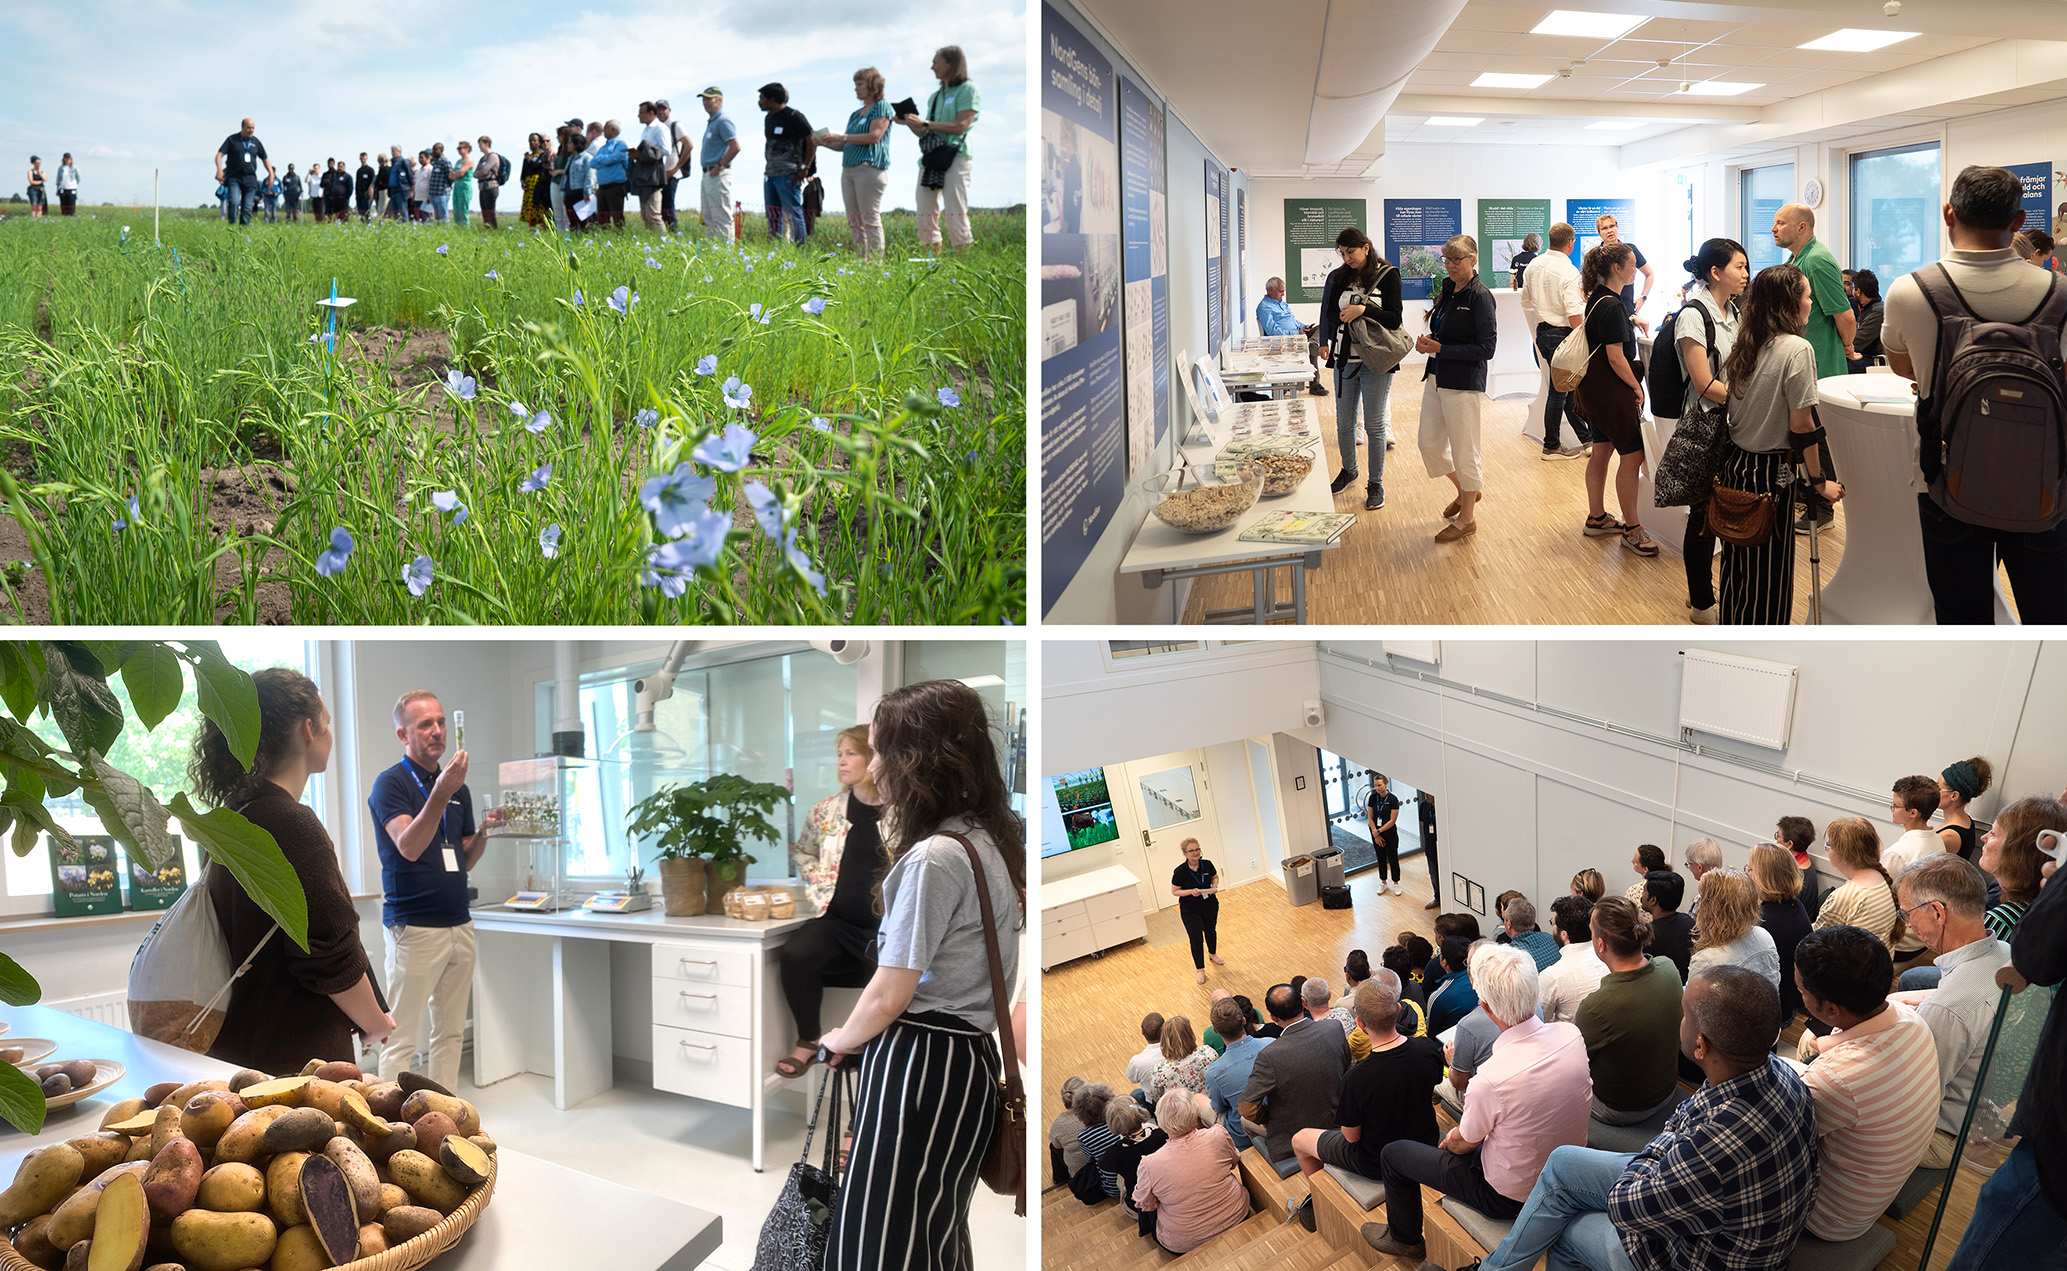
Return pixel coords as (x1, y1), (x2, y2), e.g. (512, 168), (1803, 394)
(1315, 747), (1420, 875)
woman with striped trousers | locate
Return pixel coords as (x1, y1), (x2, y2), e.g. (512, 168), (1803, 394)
(1716, 263), (1844, 624)
(820, 678), (1025, 1270)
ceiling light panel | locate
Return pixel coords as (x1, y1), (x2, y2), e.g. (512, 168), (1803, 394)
(1799, 28), (1918, 51)
(1531, 10), (1649, 38)
(1472, 71), (1556, 88)
(1682, 80), (1762, 95)
(1426, 116), (1486, 126)
(1584, 119), (1646, 129)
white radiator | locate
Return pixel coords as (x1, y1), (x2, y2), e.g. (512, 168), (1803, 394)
(46, 991), (130, 1031)
(1382, 640), (1440, 666)
(1680, 649), (1799, 750)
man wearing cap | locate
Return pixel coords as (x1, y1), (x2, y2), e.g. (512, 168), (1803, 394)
(698, 86), (742, 242)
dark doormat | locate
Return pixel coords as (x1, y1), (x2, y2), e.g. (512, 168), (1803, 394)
(1330, 823), (1378, 875)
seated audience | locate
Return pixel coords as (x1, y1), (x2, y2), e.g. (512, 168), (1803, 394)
(1812, 816), (1900, 947)
(1792, 925), (1941, 1238)
(1382, 940), (1431, 1011)
(1074, 1083), (1124, 1199)
(1133, 1090), (1248, 1253)
(1749, 841), (1812, 1021)
(1468, 966), (1815, 1271)
(1362, 945), (1591, 1261)
(1348, 979), (1427, 1062)
(1688, 867), (1780, 988)
(1203, 995), (1271, 1150)
(1885, 774), (1945, 968)
(1640, 870), (1696, 984)
(1504, 896), (1560, 971)
(1427, 935), (1482, 1034)
(1776, 814), (1822, 916)
(1239, 982), (1349, 1167)
(1495, 890), (1539, 938)
(1980, 796), (2067, 942)
(1435, 943), (1506, 1113)
(1143, 1014), (1216, 1103)
(1896, 853), (2012, 1169)
(1102, 1100), (1168, 1236)
(1539, 895), (1607, 1025)
(1287, 976), (1445, 1230)
(1571, 868), (1606, 903)
(1202, 989), (1263, 1053)
(1330, 949), (1372, 1033)
(1625, 843), (1667, 903)
(1576, 897), (1685, 1126)
(1050, 1076), (1089, 1187)
(1255, 988), (1289, 1039)
(1685, 837), (1723, 888)
(1425, 913), (1483, 982)
(1125, 1013), (1166, 1088)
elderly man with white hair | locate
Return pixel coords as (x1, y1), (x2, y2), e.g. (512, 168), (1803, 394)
(1685, 838), (1722, 917)
(1132, 1089), (1249, 1253)
(1363, 945), (1593, 1262)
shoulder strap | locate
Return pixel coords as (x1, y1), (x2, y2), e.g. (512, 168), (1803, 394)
(942, 832), (1024, 1114)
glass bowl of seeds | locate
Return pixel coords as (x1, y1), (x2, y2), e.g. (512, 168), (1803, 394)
(1142, 461), (1264, 534)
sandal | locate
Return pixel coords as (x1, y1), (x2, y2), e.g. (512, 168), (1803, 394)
(774, 1041), (821, 1079)
(1584, 513), (1628, 537)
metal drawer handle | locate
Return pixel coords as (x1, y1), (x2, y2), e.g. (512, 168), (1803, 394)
(679, 957), (717, 966)
(678, 1040), (718, 1051)
(678, 991), (717, 1000)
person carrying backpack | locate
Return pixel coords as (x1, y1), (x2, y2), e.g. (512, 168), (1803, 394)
(1883, 163), (2067, 624)
(1653, 238), (1748, 623)
(476, 135), (503, 229)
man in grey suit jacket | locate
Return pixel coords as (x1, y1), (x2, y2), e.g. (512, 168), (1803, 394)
(1240, 979), (1351, 1166)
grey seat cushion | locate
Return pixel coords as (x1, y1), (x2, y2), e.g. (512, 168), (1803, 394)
(1322, 1165), (1385, 1211)
(1788, 1226), (1898, 1271)
(1439, 1195), (1515, 1253)
(1884, 1166), (1946, 1219)
(1587, 1093), (1688, 1155)
(1269, 1151), (1300, 1179)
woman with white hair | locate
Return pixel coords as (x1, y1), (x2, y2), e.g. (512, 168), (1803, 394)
(1132, 1090), (1248, 1252)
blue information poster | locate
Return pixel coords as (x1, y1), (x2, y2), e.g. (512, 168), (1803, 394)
(2009, 162), (2053, 232)
(1206, 161), (1225, 355)
(1118, 74), (1169, 480)
(1040, 2), (1125, 616)
(1566, 198), (1636, 266)
(1383, 199), (1462, 300)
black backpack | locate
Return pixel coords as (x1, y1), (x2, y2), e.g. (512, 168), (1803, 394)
(1913, 265), (2067, 532)
(497, 154), (511, 184)
(1646, 302), (1715, 420)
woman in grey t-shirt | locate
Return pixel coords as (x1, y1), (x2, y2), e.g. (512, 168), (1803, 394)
(820, 679), (1025, 1270)
(1716, 264), (1845, 624)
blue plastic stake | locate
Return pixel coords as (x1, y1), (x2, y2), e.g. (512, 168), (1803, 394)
(324, 278), (339, 424)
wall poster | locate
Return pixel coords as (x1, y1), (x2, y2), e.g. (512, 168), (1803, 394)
(1118, 74), (1169, 479)
(1236, 188), (1247, 340)
(1382, 198), (1462, 301)
(1040, 2), (1125, 616)
(1565, 198), (1636, 266)
(2009, 162), (2053, 233)
(1284, 199), (1366, 303)
(1205, 162), (1224, 355)
(1478, 198), (1552, 288)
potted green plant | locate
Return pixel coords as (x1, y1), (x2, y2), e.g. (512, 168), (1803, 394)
(627, 773), (791, 915)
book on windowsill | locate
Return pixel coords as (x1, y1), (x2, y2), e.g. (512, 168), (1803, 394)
(1238, 510), (1355, 546)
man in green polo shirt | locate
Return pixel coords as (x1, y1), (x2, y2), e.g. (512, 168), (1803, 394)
(1773, 203), (1856, 378)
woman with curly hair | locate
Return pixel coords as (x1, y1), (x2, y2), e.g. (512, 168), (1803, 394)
(190, 668), (392, 1074)
(1688, 868), (1779, 988)
(821, 680), (1025, 1270)
(1978, 796), (2067, 941)
(520, 132), (552, 230)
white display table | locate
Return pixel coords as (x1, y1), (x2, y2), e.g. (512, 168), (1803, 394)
(0, 1005), (722, 1271)
(1041, 866), (1147, 970)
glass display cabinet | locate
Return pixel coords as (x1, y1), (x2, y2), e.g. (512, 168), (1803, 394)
(493, 753), (704, 910)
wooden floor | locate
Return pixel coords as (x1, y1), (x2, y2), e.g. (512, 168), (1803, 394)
(1182, 377), (1850, 625)
(1041, 868), (1983, 1271)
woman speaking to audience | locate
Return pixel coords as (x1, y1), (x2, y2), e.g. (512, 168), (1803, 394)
(1172, 837), (1224, 985)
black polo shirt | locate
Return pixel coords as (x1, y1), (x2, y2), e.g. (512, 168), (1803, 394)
(219, 133), (268, 179)
(369, 756), (476, 929)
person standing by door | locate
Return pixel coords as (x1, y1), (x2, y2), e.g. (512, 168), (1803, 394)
(1420, 793), (1441, 911)
(1173, 838), (1224, 986)
(1367, 773), (1403, 896)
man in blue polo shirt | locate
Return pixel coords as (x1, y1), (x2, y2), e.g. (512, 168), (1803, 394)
(1256, 275), (1327, 397)
(369, 690), (500, 1091)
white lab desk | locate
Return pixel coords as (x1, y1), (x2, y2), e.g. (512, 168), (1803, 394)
(471, 905), (813, 1172)
(0, 1005), (722, 1271)
(1041, 866), (1147, 970)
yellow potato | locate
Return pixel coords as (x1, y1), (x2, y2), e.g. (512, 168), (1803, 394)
(147, 1105), (187, 1159)
(383, 1151), (466, 1215)
(213, 1107), (292, 1166)
(320, 1138), (380, 1216)
(180, 1091), (247, 1158)
(262, 1153), (309, 1229)
(194, 1163), (266, 1214)
(234, 1078), (309, 1110)
(48, 1162), (147, 1251)
(96, 1100), (147, 1134)
(0, 1143), (87, 1227)
(375, 1184), (409, 1217)
(355, 1222), (389, 1258)
(65, 1134), (131, 1180)
(265, 1223), (327, 1271)
(13, 1213), (64, 1270)
(168, 1210), (278, 1271)
(84, 1172), (148, 1271)
(379, 1205), (441, 1243)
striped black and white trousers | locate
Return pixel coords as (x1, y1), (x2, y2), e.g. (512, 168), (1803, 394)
(1717, 445), (1796, 625)
(827, 1010), (1002, 1271)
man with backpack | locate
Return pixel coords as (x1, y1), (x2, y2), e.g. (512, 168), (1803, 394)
(1521, 222), (1594, 459)
(1882, 163), (2067, 624)
(476, 137), (506, 229)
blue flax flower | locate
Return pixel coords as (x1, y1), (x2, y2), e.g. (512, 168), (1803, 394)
(748, 302), (763, 320)
(539, 523), (562, 559)
(526, 409), (553, 434)
(640, 462), (719, 538)
(695, 421), (755, 472)
(645, 256), (661, 270)
(403, 555), (434, 596)
(315, 527), (354, 576)
(810, 416), (831, 433)
(803, 296), (826, 315)
(744, 481), (827, 595)
(938, 386), (962, 408)
(520, 464), (552, 494)
(635, 408), (659, 428)
(641, 542), (691, 598)
(653, 507), (731, 572)
(694, 354), (718, 377)
(112, 495), (140, 532)
(608, 285), (639, 315)
(445, 369), (476, 400)
(721, 377), (753, 411)
(436, 243), (449, 255)
(508, 399), (529, 419)
(484, 269), (499, 280)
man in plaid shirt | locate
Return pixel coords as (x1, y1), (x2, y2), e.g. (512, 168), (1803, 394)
(427, 144), (455, 222)
(1459, 966), (1818, 1271)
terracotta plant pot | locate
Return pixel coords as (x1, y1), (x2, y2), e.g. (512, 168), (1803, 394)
(706, 863), (747, 913)
(657, 858), (708, 917)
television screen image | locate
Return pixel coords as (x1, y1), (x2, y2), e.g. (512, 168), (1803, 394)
(1064, 804), (1119, 850)
(1043, 766), (1120, 857)
(1053, 768), (1112, 813)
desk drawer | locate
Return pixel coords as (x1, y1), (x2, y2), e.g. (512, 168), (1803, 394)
(652, 1025), (754, 1108)
(1042, 904), (1090, 938)
(655, 941), (754, 989)
(1083, 888), (1142, 926)
(651, 978), (754, 1039)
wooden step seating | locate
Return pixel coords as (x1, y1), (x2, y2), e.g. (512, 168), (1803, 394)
(1883, 1166), (1947, 1220)
(1585, 1090), (1690, 1155)
(1238, 1146), (1305, 1222)
(1306, 1166), (1384, 1266)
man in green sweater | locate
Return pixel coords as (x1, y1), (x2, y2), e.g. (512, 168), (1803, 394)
(1576, 896), (1687, 1126)
(1773, 203), (1857, 379)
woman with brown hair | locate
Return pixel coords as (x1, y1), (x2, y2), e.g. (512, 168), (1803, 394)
(1575, 241), (1657, 556)
(903, 44), (980, 252)
(1811, 817), (1900, 946)
(773, 725), (886, 1078)
(1750, 842), (1812, 1020)
(520, 132), (551, 230)
(1318, 225), (1405, 511)
(1938, 757), (1994, 862)
(190, 669), (393, 1075)
(1625, 843), (1667, 903)
(820, 679), (1024, 1271)
(1688, 868), (1779, 988)
(1715, 263), (1844, 623)
(1144, 1014), (1217, 1102)
(1571, 868), (1606, 903)
(1574, 895), (1683, 1125)
(1978, 796), (2067, 941)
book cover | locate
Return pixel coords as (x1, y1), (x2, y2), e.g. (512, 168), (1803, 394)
(1238, 510), (1356, 545)
(50, 834), (122, 917)
(123, 839), (188, 911)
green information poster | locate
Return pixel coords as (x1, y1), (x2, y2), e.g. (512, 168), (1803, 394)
(1283, 199), (1366, 303)
(1478, 199), (1553, 287)
(50, 834), (122, 917)
(123, 839), (188, 911)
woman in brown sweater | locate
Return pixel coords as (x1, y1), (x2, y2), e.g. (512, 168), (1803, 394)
(191, 668), (394, 1076)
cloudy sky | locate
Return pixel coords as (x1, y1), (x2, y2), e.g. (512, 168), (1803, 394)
(3, 0), (1025, 212)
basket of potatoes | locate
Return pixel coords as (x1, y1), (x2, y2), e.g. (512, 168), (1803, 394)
(0, 1059), (498, 1271)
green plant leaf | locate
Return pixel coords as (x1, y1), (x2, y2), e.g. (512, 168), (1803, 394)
(4, 799), (72, 859)
(120, 643), (185, 730)
(0, 951), (39, 1007)
(41, 644), (123, 759)
(188, 648), (259, 771)
(170, 792), (308, 952)
(80, 752), (176, 869)
(0, 1050), (46, 1135)
(0, 643), (41, 722)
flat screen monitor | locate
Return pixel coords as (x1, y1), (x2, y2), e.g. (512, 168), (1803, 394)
(1042, 766), (1119, 857)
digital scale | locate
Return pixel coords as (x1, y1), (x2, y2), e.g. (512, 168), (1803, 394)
(583, 891), (652, 913)
(505, 892), (559, 911)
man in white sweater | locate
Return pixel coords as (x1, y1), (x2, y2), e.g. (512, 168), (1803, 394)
(1539, 895), (1608, 1024)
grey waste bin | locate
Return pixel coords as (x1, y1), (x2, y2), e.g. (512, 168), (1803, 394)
(1282, 854), (1319, 906)
(1312, 846), (1345, 891)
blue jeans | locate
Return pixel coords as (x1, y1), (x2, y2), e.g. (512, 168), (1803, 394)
(1899, 965), (1942, 992)
(430, 193), (450, 222)
(1918, 493), (2067, 624)
(1334, 358), (1391, 491)
(224, 174), (258, 225)
(261, 195), (277, 224)
(1947, 1141), (2067, 1271)
(1535, 325), (1594, 447)
(765, 174), (805, 243)
(1482, 1146), (1638, 1271)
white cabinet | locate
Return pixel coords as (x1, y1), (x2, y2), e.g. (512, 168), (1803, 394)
(1040, 866), (1148, 971)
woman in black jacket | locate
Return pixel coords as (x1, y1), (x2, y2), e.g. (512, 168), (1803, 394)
(1317, 226), (1404, 511)
(1415, 234), (1498, 542)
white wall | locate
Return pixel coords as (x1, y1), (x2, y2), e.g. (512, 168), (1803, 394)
(1043, 642), (1321, 778)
